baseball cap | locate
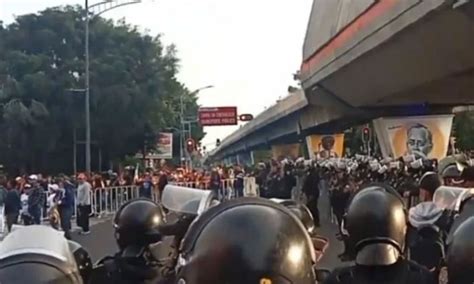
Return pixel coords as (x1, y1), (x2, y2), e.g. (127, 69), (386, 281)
(28, 175), (38, 181)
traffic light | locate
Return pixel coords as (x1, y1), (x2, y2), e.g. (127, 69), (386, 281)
(238, 114), (254, 121)
(362, 127), (371, 142)
(216, 139), (221, 147)
(186, 138), (195, 153)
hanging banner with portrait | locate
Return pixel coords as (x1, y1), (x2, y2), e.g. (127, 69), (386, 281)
(152, 132), (173, 159)
(306, 134), (345, 160)
(373, 115), (454, 160)
(271, 144), (301, 161)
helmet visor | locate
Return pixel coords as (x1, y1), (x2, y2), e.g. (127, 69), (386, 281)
(356, 243), (400, 266)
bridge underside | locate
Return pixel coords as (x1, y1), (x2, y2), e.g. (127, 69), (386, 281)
(303, 1), (474, 109)
(210, 1), (474, 161)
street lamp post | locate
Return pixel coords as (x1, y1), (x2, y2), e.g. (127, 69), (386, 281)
(84, 0), (142, 174)
(180, 85), (214, 169)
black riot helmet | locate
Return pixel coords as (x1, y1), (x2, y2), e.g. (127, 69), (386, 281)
(68, 241), (92, 284)
(177, 198), (317, 284)
(113, 198), (165, 250)
(447, 216), (474, 284)
(0, 225), (83, 284)
(345, 186), (407, 266)
(272, 199), (315, 234)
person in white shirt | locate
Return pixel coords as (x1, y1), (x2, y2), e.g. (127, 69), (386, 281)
(20, 187), (32, 225)
(76, 173), (91, 235)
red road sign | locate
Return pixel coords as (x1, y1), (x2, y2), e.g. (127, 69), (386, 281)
(198, 107), (238, 126)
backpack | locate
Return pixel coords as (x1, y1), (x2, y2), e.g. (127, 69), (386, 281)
(409, 224), (445, 272)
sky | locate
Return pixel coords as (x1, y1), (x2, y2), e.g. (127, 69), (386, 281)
(0, 0), (313, 150)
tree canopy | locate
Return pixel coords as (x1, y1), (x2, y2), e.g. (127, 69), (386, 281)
(0, 6), (203, 174)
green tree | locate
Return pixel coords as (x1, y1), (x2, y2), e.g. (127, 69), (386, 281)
(0, 6), (203, 174)
(453, 112), (474, 151)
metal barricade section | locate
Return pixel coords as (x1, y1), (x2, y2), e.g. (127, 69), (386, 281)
(90, 186), (139, 218)
(41, 186), (140, 223)
(41, 178), (262, 224)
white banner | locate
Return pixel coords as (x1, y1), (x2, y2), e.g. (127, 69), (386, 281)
(153, 132), (173, 159)
(373, 115), (454, 160)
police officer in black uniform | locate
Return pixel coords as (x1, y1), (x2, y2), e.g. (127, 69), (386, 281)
(0, 225), (85, 284)
(324, 186), (436, 284)
(69, 240), (93, 284)
(176, 197), (320, 284)
(89, 198), (166, 284)
(446, 216), (474, 284)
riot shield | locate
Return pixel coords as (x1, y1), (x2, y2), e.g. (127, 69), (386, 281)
(162, 185), (218, 215)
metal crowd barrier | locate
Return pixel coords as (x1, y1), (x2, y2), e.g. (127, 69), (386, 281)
(90, 186), (139, 218)
(40, 178), (261, 224)
(42, 185), (140, 222)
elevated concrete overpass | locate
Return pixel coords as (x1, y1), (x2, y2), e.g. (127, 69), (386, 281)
(209, 0), (474, 161)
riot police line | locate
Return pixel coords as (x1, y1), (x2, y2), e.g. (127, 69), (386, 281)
(0, 184), (331, 284)
(5, 166), (474, 283)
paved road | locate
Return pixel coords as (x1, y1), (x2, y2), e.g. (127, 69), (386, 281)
(75, 191), (346, 269)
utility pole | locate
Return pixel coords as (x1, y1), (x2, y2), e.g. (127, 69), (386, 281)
(83, 0), (142, 174)
(73, 128), (77, 175)
(84, 0), (91, 174)
(180, 85), (214, 169)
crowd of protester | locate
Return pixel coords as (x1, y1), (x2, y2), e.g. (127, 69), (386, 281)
(0, 164), (254, 239)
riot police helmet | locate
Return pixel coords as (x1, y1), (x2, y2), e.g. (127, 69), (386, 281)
(360, 182), (405, 207)
(0, 225), (83, 284)
(68, 241), (92, 284)
(345, 186), (407, 266)
(113, 198), (165, 250)
(177, 197), (317, 284)
(272, 199), (315, 234)
(447, 216), (474, 284)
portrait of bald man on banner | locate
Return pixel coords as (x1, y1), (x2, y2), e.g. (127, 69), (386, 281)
(405, 123), (433, 160)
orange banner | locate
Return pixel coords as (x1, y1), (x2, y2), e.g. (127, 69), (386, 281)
(306, 134), (345, 159)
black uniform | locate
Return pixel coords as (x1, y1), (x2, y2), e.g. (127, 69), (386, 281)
(91, 252), (162, 284)
(89, 198), (166, 284)
(303, 168), (320, 226)
(447, 215), (474, 284)
(324, 259), (435, 284)
(324, 186), (435, 284)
